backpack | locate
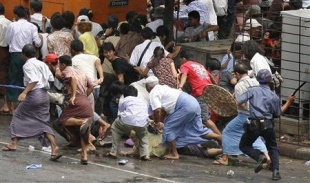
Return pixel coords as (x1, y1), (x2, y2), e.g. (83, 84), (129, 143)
(213, 0), (228, 16)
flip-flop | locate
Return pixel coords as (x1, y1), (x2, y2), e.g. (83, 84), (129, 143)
(0, 110), (11, 115)
(50, 154), (63, 161)
(2, 145), (17, 151)
(80, 159), (88, 165)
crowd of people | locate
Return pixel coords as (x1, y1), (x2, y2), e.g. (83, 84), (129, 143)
(0, 0), (307, 181)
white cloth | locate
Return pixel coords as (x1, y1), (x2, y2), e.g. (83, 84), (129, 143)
(175, 1), (210, 25)
(0, 15), (11, 47)
(118, 96), (150, 127)
(303, 0), (310, 8)
(40, 33), (49, 59)
(149, 85), (182, 114)
(129, 40), (169, 75)
(5, 19), (41, 52)
(146, 19), (164, 33)
(72, 53), (101, 88)
(198, 0), (218, 25)
(30, 13), (51, 31)
(221, 53), (234, 72)
(23, 58), (54, 90)
(235, 32), (250, 43)
(248, 53), (272, 77)
(234, 75), (259, 113)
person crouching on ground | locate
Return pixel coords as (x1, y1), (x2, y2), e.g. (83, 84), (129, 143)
(237, 69), (282, 180)
(107, 85), (151, 161)
(145, 76), (222, 160)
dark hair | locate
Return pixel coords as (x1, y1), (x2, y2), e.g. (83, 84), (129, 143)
(102, 42), (115, 52)
(126, 11), (138, 24)
(109, 80), (125, 95)
(180, 50), (194, 60)
(129, 22), (142, 33)
(0, 3), (5, 15)
(141, 27), (154, 40)
(79, 8), (93, 20)
(233, 63), (249, 74)
(30, 0), (42, 12)
(50, 13), (65, 30)
(71, 40), (84, 52)
(119, 23), (130, 35)
(58, 55), (72, 66)
(231, 41), (243, 52)
(156, 25), (169, 37)
(22, 44), (36, 58)
(62, 11), (75, 30)
(13, 6), (27, 18)
(151, 46), (165, 67)
(206, 58), (221, 71)
(135, 14), (148, 27)
(184, 0), (195, 5)
(242, 40), (263, 60)
(188, 10), (200, 21)
(107, 15), (119, 29)
(123, 85), (138, 97)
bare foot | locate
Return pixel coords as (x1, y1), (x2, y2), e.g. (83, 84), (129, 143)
(213, 157), (228, 165)
(163, 153), (179, 160)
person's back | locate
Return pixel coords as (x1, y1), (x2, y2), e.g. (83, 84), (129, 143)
(30, 0), (51, 32)
(72, 53), (98, 85)
(180, 61), (212, 97)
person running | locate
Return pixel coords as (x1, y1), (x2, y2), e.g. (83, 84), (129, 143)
(2, 44), (62, 162)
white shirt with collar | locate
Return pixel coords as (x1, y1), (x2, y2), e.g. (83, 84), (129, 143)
(149, 85), (182, 114)
(23, 57), (54, 90)
(175, 1), (211, 25)
(119, 96), (151, 127)
(5, 19), (42, 52)
(248, 52), (272, 77)
(198, 0), (218, 25)
(30, 13), (51, 31)
(303, 0), (310, 8)
(146, 19), (164, 33)
(0, 15), (11, 47)
(129, 39), (169, 70)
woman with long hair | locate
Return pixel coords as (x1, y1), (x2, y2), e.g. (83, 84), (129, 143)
(143, 46), (178, 88)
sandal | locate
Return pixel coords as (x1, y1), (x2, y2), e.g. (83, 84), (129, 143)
(2, 145), (17, 151)
(50, 154), (63, 161)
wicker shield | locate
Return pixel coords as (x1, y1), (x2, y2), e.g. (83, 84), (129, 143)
(202, 84), (238, 117)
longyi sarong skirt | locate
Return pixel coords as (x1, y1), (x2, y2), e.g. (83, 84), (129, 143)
(7, 52), (24, 102)
(9, 89), (54, 146)
(0, 46), (10, 95)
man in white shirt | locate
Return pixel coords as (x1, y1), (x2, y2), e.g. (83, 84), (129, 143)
(70, 40), (111, 143)
(175, 0), (211, 25)
(5, 5), (42, 114)
(107, 85), (151, 161)
(145, 76), (221, 160)
(130, 27), (180, 76)
(0, 3), (11, 114)
(242, 40), (271, 77)
(146, 7), (164, 33)
(29, 0), (51, 32)
(2, 44), (62, 162)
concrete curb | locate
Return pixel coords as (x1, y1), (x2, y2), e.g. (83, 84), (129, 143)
(278, 142), (310, 160)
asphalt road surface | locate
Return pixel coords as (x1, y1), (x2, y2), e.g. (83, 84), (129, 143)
(0, 115), (310, 183)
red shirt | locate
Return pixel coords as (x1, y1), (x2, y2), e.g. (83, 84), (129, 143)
(180, 61), (212, 97)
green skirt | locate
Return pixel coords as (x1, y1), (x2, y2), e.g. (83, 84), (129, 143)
(7, 52), (24, 102)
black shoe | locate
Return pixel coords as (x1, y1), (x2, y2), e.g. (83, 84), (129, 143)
(272, 169), (281, 180)
(254, 154), (267, 173)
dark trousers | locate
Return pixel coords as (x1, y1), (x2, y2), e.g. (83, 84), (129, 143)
(217, 12), (235, 40)
(239, 127), (279, 171)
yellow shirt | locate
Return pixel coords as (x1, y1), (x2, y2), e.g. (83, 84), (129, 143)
(79, 32), (99, 57)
